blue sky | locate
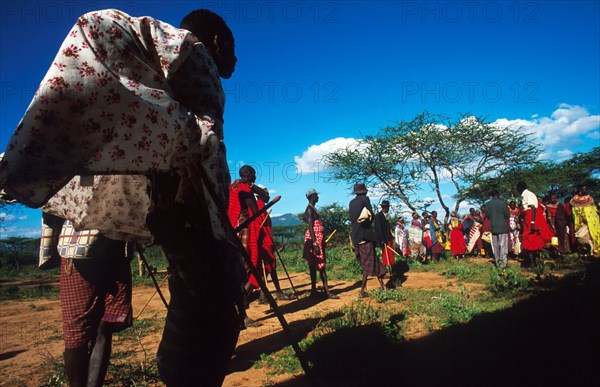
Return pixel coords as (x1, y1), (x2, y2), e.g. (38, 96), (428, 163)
(1, 0), (599, 238)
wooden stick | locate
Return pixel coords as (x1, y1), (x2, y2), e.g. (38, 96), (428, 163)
(189, 166), (317, 386)
(325, 229), (337, 244)
(135, 274), (168, 319)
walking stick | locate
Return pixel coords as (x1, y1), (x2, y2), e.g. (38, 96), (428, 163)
(235, 197), (281, 233)
(135, 273), (168, 319)
(325, 229), (337, 244)
(188, 166), (317, 386)
(274, 247), (300, 300)
(136, 244), (169, 309)
(385, 243), (403, 257)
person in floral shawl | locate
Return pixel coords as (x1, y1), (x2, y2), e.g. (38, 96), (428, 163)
(0, 8), (241, 387)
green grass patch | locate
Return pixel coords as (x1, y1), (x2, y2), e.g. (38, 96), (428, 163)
(0, 283), (58, 301)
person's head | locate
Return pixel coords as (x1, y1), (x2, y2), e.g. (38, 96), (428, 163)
(412, 212), (419, 220)
(509, 200), (516, 209)
(180, 9), (237, 78)
(239, 165), (256, 183)
(490, 189), (500, 198)
(421, 211), (429, 219)
(380, 200), (390, 213)
(516, 181), (527, 194)
(579, 185), (589, 196)
(451, 211), (457, 217)
(469, 207), (476, 215)
(431, 210), (437, 218)
(306, 188), (319, 203)
(353, 183), (368, 196)
(549, 194), (558, 204)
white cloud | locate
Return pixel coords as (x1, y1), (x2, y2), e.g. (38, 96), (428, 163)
(294, 137), (357, 174)
(0, 213), (16, 221)
(493, 104), (600, 160)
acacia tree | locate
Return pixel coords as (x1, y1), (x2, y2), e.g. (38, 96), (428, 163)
(324, 112), (541, 221)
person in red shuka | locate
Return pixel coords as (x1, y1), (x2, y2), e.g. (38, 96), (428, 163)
(517, 181), (553, 268)
(228, 165), (268, 303)
(303, 189), (338, 299)
(256, 188), (288, 300)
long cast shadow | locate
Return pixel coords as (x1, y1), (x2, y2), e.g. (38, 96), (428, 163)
(227, 311), (344, 374)
(277, 260), (600, 386)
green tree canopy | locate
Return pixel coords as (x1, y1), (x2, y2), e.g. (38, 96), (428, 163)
(324, 112), (541, 221)
(465, 147), (600, 204)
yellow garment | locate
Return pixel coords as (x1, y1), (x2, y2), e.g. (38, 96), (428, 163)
(572, 204), (600, 255)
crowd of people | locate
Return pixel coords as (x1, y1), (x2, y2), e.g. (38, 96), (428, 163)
(393, 183), (600, 269)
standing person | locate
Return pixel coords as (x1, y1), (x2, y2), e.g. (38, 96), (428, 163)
(563, 196), (575, 253)
(349, 184), (386, 297)
(485, 189), (511, 268)
(228, 165), (268, 299)
(517, 181), (553, 267)
(429, 211), (444, 261)
(421, 212), (432, 262)
(508, 201), (521, 255)
(571, 186), (600, 257)
(0, 8), (243, 386)
(303, 189), (338, 299)
(448, 211), (467, 259)
(374, 200), (396, 269)
(395, 219), (409, 257)
(41, 214), (133, 387)
(256, 188), (286, 299)
(408, 212), (424, 261)
(547, 194), (569, 254)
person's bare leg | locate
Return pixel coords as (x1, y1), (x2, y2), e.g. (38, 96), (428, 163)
(377, 276), (385, 290)
(87, 322), (112, 387)
(309, 264), (318, 296)
(320, 270), (339, 299)
(360, 271), (368, 296)
(64, 346), (89, 387)
(270, 269), (283, 293)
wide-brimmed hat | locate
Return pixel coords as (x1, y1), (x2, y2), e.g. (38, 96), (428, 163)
(353, 183), (368, 194)
(305, 188), (319, 198)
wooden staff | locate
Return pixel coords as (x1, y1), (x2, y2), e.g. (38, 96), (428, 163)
(274, 247), (300, 300)
(325, 229), (337, 244)
(135, 273), (168, 319)
(136, 244), (169, 309)
(235, 196), (281, 233)
(385, 243), (402, 257)
(188, 166), (316, 386)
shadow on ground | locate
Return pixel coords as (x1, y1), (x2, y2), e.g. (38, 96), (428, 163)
(277, 260), (600, 386)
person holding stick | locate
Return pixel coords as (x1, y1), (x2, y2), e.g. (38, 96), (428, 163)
(303, 189), (338, 299)
(374, 200), (396, 269)
(0, 8), (246, 386)
(228, 165), (269, 302)
(256, 188), (289, 300)
(349, 184), (387, 297)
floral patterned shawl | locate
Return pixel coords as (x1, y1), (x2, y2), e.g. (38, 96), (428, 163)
(0, 9), (230, 241)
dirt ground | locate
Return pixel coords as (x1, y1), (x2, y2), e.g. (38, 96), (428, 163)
(0, 266), (468, 386)
(1, 259), (599, 386)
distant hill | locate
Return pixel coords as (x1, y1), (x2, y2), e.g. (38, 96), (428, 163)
(271, 213), (303, 227)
